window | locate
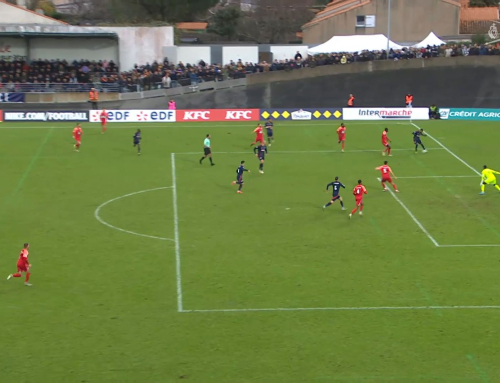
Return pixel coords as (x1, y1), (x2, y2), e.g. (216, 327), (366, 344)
(356, 15), (365, 27)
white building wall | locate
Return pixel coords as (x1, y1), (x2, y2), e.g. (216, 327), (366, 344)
(177, 46), (211, 66)
(222, 46), (258, 65)
(270, 45), (309, 61)
(0, 37), (28, 60)
(99, 26), (174, 70)
(0, 1), (66, 25)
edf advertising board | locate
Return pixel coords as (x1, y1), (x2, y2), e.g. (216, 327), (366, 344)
(89, 110), (176, 123)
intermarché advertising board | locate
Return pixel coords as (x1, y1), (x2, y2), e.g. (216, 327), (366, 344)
(343, 107), (429, 121)
(439, 108), (500, 121)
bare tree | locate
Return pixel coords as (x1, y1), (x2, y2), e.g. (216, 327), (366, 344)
(238, 0), (316, 44)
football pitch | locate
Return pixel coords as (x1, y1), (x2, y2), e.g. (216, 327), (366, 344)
(1, 119), (500, 382)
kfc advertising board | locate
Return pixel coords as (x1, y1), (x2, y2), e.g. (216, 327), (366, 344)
(177, 109), (259, 122)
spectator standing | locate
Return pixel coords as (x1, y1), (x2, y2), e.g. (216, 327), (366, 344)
(89, 87), (99, 110)
(347, 94), (355, 107)
(168, 99), (176, 110)
(294, 51), (303, 61)
(162, 73), (171, 88)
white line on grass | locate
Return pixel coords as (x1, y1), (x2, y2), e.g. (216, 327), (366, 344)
(439, 244), (500, 248)
(377, 177), (439, 247)
(94, 187), (174, 242)
(171, 153), (184, 313)
(182, 305), (500, 313)
(397, 175), (478, 179)
(411, 122), (481, 176)
(0, 122), (398, 129)
(176, 148), (445, 155)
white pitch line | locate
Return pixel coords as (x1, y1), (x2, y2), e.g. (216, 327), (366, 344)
(397, 175), (478, 179)
(411, 122), (481, 176)
(0, 121), (400, 129)
(171, 153), (183, 313)
(176, 148), (445, 155)
(439, 244), (500, 248)
(378, 177), (439, 247)
(94, 187), (174, 241)
(182, 305), (500, 313)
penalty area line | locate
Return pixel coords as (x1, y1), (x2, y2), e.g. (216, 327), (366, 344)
(378, 177), (439, 247)
(181, 305), (500, 313)
(411, 122), (480, 176)
(94, 187), (174, 242)
(176, 148), (445, 155)
(171, 153), (184, 313)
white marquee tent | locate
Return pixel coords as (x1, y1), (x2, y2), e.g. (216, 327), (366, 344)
(308, 34), (404, 54)
(412, 32), (446, 48)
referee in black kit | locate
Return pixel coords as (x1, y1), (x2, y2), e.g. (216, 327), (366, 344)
(200, 134), (215, 166)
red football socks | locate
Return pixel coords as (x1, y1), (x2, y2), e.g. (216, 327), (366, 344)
(351, 208), (357, 215)
(13, 273), (21, 278)
(342, 142), (345, 150)
(360, 205), (364, 211)
(25, 272), (30, 282)
(392, 183), (398, 190)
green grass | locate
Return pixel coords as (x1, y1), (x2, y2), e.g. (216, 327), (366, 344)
(1, 119), (500, 382)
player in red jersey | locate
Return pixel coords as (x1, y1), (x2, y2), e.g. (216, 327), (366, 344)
(349, 180), (368, 218)
(382, 127), (392, 156)
(251, 124), (264, 146)
(73, 123), (83, 152)
(337, 123), (346, 152)
(376, 160), (399, 192)
(7, 243), (32, 286)
(100, 109), (109, 134)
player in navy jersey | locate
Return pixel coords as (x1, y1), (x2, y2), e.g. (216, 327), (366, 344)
(412, 128), (427, 153)
(254, 142), (268, 173)
(231, 160), (250, 193)
(323, 176), (346, 210)
(133, 129), (141, 155)
(265, 119), (274, 146)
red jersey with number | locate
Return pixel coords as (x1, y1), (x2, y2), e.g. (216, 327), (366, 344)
(100, 111), (109, 121)
(337, 126), (346, 137)
(18, 249), (29, 265)
(382, 131), (389, 145)
(73, 127), (83, 140)
(378, 165), (392, 179)
(353, 185), (367, 199)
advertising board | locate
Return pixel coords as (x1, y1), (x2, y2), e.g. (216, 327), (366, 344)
(0, 93), (25, 103)
(177, 109), (260, 122)
(3, 111), (88, 122)
(260, 109), (343, 121)
(439, 108), (500, 121)
(90, 110), (176, 123)
(343, 107), (429, 120)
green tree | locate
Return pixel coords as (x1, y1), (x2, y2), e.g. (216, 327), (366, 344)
(208, 7), (241, 40)
(469, 0), (499, 6)
(85, 0), (218, 24)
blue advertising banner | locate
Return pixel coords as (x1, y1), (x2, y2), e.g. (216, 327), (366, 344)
(440, 108), (500, 121)
(260, 108), (342, 121)
(0, 93), (25, 103)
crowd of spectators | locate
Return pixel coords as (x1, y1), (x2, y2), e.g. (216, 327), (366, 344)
(1, 43), (500, 93)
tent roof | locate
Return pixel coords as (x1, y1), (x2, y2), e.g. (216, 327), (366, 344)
(412, 32), (446, 48)
(308, 34), (404, 54)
